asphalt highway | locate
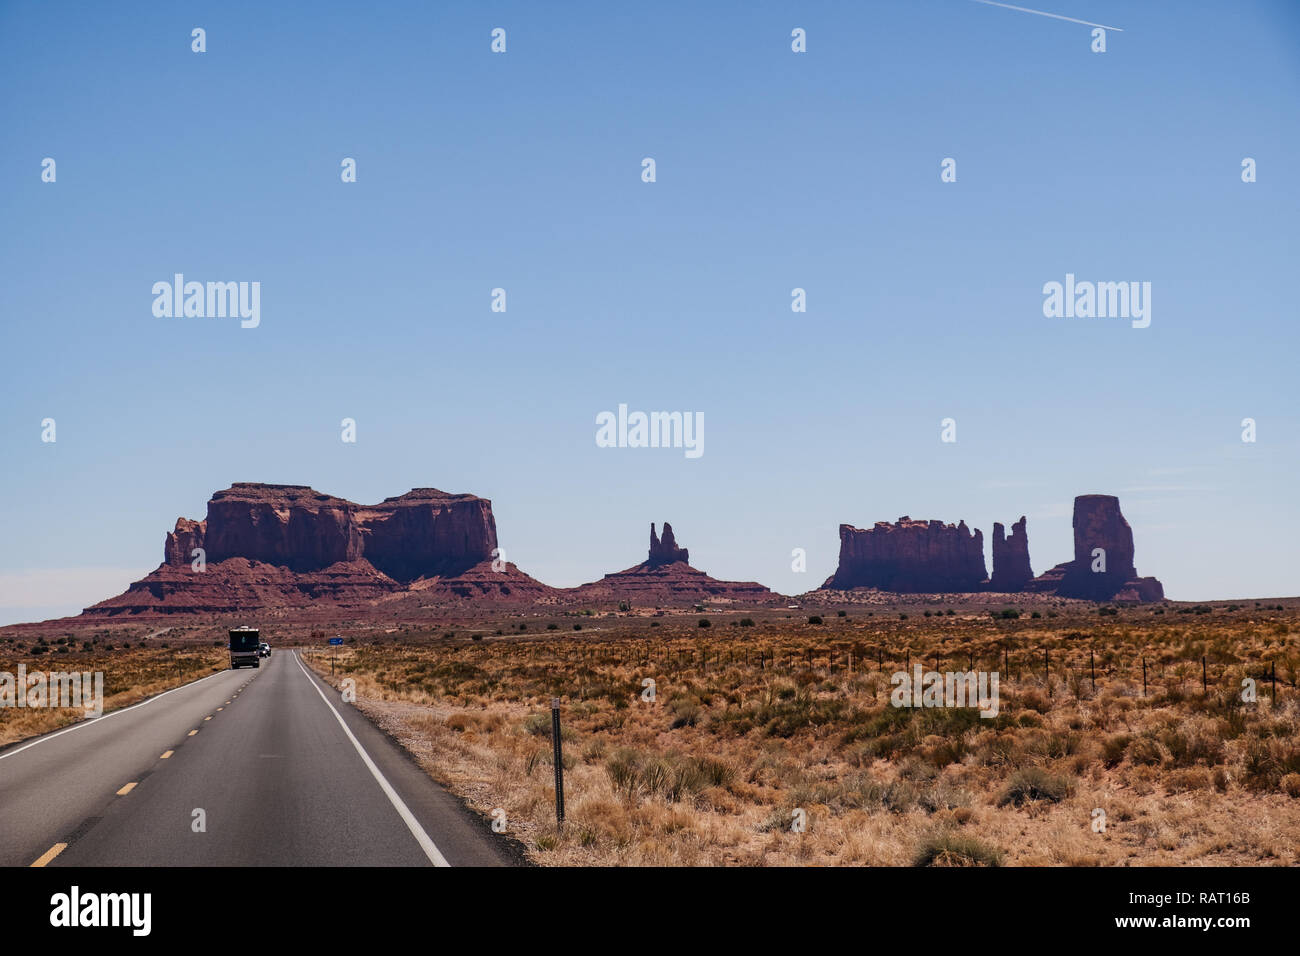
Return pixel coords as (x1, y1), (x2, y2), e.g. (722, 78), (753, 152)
(0, 650), (516, 867)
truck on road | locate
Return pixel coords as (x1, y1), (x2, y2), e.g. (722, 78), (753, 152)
(228, 626), (262, 669)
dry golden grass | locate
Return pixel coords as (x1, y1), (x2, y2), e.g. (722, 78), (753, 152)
(301, 602), (1300, 866)
(0, 635), (226, 746)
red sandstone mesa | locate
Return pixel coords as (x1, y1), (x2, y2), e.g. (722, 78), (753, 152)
(86, 483), (553, 617)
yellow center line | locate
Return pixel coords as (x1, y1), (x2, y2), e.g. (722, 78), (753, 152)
(204, 716), (212, 721)
(217, 707), (223, 711)
(117, 782), (137, 796)
(188, 730), (198, 736)
(160, 750), (174, 759)
(30, 843), (67, 867)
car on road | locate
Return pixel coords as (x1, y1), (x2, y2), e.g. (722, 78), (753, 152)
(259, 642), (271, 658)
(228, 626), (261, 668)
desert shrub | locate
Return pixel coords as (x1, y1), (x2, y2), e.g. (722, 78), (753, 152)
(1281, 774), (1300, 798)
(1166, 768), (1213, 793)
(996, 767), (1073, 807)
(698, 619), (710, 629)
(1161, 721), (1226, 767)
(1102, 733), (1133, 767)
(808, 615), (823, 625)
(919, 778), (973, 813)
(1242, 738), (1300, 791)
(1018, 689), (1052, 714)
(1127, 736), (1163, 766)
(913, 831), (1003, 867)
(974, 732), (1025, 768)
(668, 697), (701, 729)
(604, 749), (733, 802)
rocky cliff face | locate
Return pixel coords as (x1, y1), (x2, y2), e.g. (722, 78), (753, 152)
(356, 488), (498, 581)
(990, 516), (1033, 592)
(824, 517), (987, 592)
(196, 484), (363, 571)
(1026, 495), (1163, 601)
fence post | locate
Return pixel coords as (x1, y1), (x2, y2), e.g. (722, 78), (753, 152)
(1202, 656), (1207, 695)
(1142, 657), (1147, 697)
(550, 698), (565, 831)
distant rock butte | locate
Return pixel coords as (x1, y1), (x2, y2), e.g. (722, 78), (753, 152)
(79, 486), (1165, 621)
(648, 522), (689, 567)
(572, 523), (775, 606)
(824, 517), (987, 593)
(1025, 494), (1164, 601)
(990, 516), (1033, 592)
(822, 495), (1163, 602)
(86, 483), (554, 616)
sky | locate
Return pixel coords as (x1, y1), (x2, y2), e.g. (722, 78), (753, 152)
(1, 0), (1297, 625)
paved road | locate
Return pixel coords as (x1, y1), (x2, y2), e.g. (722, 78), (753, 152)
(0, 650), (516, 867)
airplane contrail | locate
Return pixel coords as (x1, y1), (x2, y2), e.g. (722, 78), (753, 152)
(969, 0), (1124, 32)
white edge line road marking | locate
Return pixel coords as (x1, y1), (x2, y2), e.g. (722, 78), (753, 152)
(292, 650), (451, 868)
(969, 0), (1123, 32)
(0, 669), (230, 763)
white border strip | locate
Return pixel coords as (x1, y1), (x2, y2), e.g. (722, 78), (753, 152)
(293, 651), (450, 867)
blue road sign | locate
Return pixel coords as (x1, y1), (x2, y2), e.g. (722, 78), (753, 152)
(328, 638), (344, 646)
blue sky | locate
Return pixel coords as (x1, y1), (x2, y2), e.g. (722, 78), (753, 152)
(2, 0), (1297, 624)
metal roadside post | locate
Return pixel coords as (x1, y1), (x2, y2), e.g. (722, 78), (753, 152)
(329, 636), (343, 676)
(551, 697), (565, 831)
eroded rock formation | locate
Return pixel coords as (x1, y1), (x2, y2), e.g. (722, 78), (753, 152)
(573, 522), (774, 606)
(1026, 494), (1163, 601)
(824, 517), (987, 592)
(990, 516), (1033, 592)
(822, 496), (1163, 601)
(647, 522), (689, 567)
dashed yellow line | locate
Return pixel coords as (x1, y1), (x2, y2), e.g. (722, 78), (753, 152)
(204, 716), (212, 721)
(188, 730), (198, 737)
(160, 750), (174, 759)
(30, 843), (66, 867)
(217, 707), (223, 712)
(116, 782), (137, 796)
